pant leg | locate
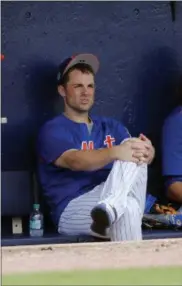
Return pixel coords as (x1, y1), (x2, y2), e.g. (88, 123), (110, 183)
(110, 197), (142, 241)
(110, 163), (147, 241)
(129, 163), (148, 215)
(98, 161), (147, 241)
(58, 183), (105, 237)
(58, 160), (147, 241)
(98, 160), (147, 220)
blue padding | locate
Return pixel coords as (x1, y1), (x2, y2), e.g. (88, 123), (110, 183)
(2, 171), (33, 216)
(1, 234), (102, 246)
(143, 229), (182, 240)
(2, 230), (182, 247)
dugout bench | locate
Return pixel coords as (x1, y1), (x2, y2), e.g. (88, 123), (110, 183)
(2, 169), (182, 247)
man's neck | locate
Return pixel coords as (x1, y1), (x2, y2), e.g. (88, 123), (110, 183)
(63, 110), (91, 124)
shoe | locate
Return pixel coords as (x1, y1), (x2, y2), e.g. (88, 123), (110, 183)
(90, 203), (116, 236)
(90, 229), (110, 240)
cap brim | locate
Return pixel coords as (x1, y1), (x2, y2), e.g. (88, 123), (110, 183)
(63, 53), (99, 75)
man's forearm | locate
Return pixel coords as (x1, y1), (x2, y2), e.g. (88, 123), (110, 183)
(54, 138), (149, 171)
(55, 147), (117, 171)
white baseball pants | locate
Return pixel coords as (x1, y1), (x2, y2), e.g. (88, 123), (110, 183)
(58, 160), (147, 241)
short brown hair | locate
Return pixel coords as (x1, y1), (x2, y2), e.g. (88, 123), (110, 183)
(59, 63), (94, 87)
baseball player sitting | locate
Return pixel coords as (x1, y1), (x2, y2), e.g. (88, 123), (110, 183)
(37, 53), (155, 241)
(162, 79), (182, 211)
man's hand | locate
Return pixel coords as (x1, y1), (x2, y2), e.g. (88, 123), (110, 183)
(138, 133), (155, 164)
(116, 138), (151, 164)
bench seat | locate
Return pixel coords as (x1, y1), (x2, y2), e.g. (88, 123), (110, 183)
(2, 229), (182, 247)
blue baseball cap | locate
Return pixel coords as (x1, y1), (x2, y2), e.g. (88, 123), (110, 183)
(57, 53), (99, 85)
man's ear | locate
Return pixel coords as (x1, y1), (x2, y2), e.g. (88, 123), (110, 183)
(57, 85), (66, 98)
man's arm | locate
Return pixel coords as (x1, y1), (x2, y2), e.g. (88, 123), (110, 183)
(54, 148), (116, 171)
(54, 138), (150, 171)
(162, 110), (182, 203)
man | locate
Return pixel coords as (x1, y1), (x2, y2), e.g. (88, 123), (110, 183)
(162, 79), (182, 208)
(37, 53), (155, 241)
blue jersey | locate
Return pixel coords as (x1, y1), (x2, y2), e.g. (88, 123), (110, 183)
(37, 114), (130, 226)
(162, 106), (182, 188)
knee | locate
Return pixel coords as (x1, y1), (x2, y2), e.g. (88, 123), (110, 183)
(167, 182), (182, 203)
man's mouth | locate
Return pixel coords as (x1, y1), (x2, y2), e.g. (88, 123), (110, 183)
(80, 99), (89, 104)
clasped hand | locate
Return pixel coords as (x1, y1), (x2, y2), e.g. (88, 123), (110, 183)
(122, 134), (155, 165)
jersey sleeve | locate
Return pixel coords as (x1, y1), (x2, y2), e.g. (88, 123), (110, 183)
(113, 119), (131, 145)
(162, 112), (182, 176)
(37, 123), (77, 164)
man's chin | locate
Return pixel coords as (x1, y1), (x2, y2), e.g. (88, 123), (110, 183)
(78, 108), (90, 113)
(69, 103), (93, 113)
(77, 105), (93, 112)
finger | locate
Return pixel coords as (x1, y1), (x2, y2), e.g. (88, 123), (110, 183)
(132, 139), (150, 145)
(133, 149), (150, 155)
(133, 152), (144, 157)
(131, 142), (151, 150)
(128, 138), (145, 144)
(132, 148), (149, 155)
(145, 145), (152, 150)
(139, 134), (152, 144)
(145, 147), (154, 157)
(139, 134), (144, 140)
(130, 140), (148, 146)
(139, 133), (147, 140)
(133, 154), (149, 163)
(137, 160), (144, 166)
(132, 135), (152, 147)
(143, 150), (150, 157)
(138, 156), (148, 164)
(131, 157), (140, 164)
(132, 152), (147, 159)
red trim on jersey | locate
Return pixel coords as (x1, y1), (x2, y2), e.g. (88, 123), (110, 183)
(104, 135), (115, 148)
(81, 141), (94, 150)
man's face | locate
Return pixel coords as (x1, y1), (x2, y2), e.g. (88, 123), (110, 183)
(60, 69), (95, 113)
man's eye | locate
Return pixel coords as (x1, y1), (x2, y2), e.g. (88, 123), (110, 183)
(75, 85), (82, 88)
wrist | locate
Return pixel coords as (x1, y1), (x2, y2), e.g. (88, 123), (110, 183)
(109, 145), (120, 161)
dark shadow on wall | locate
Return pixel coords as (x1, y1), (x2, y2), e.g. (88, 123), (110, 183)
(26, 60), (64, 127)
(124, 46), (179, 138)
(2, 61), (64, 171)
(124, 46), (180, 199)
(26, 61), (65, 167)
(134, 46), (179, 156)
(2, 61), (65, 171)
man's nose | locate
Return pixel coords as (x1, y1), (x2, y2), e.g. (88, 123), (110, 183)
(81, 86), (89, 94)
